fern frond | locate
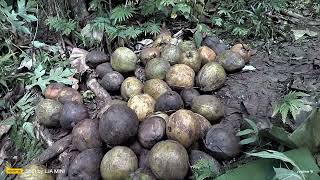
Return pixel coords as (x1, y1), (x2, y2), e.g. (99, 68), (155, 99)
(142, 21), (161, 36)
(118, 26), (142, 39)
(46, 16), (77, 36)
(111, 5), (136, 24)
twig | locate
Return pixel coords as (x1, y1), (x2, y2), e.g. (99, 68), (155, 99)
(86, 78), (112, 102)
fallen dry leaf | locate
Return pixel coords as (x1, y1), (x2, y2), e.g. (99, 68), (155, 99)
(70, 48), (89, 74)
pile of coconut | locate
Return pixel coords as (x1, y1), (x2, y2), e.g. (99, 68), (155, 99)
(18, 31), (253, 180)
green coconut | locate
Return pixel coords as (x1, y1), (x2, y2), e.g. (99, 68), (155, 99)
(196, 62), (226, 91)
(165, 64), (195, 89)
(121, 77), (144, 100)
(145, 58), (170, 80)
(148, 140), (189, 180)
(191, 95), (224, 123)
(144, 79), (171, 100)
(35, 99), (62, 127)
(100, 146), (138, 180)
(179, 40), (196, 52)
(127, 94), (156, 121)
(111, 47), (137, 73)
(179, 50), (202, 72)
(161, 44), (181, 65)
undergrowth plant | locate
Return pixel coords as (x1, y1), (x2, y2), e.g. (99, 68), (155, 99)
(191, 159), (220, 180)
(236, 118), (260, 145)
(272, 91), (310, 124)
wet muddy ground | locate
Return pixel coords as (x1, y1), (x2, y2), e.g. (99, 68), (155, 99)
(215, 36), (320, 131)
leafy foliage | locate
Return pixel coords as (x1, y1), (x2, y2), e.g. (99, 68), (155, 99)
(46, 16), (77, 36)
(272, 91), (310, 123)
(236, 118), (260, 145)
(111, 4), (136, 24)
(191, 159), (219, 180)
(26, 64), (75, 93)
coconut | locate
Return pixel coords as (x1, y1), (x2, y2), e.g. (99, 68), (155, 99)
(97, 99), (127, 119)
(199, 46), (217, 65)
(205, 126), (241, 160)
(129, 141), (145, 156)
(68, 148), (103, 180)
(145, 58), (170, 80)
(44, 83), (65, 99)
(35, 99), (62, 127)
(201, 36), (228, 55)
(153, 29), (172, 48)
(166, 110), (200, 148)
(140, 48), (161, 65)
(189, 150), (221, 177)
(149, 140), (189, 180)
(179, 40), (196, 52)
(71, 119), (102, 151)
(57, 87), (83, 104)
(100, 71), (124, 91)
(139, 150), (151, 170)
(155, 91), (184, 113)
(18, 164), (54, 180)
(194, 113), (212, 138)
(180, 88), (200, 107)
(138, 116), (166, 149)
(161, 44), (181, 65)
(128, 94), (155, 121)
(179, 50), (202, 72)
(196, 62), (226, 91)
(96, 62), (113, 78)
(100, 146), (138, 180)
(111, 47), (137, 73)
(230, 43), (251, 63)
(121, 77), (143, 100)
(99, 104), (139, 146)
(166, 64), (195, 89)
(218, 50), (245, 72)
(191, 95), (224, 123)
(85, 50), (109, 68)
(60, 102), (89, 129)
(144, 79), (171, 100)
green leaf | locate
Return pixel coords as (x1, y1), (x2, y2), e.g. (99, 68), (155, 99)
(239, 136), (258, 145)
(111, 5), (135, 24)
(194, 30), (202, 48)
(32, 41), (46, 48)
(22, 122), (35, 138)
(236, 129), (255, 136)
(273, 168), (303, 180)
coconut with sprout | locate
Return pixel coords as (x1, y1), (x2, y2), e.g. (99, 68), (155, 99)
(148, 140), (189, 180)
(144, 79), (171, 100)
(128, 94), (155, 121)
(111, 47), (137, 73)
(35, 99), (62, 127)
(166, 64), (195, 89)
(100, 146), (138, 180)
(145, 58), (170, 80)
(121, 77), (143, 100)
(196, 62), (226, 91)
(166, 109), (200, 148)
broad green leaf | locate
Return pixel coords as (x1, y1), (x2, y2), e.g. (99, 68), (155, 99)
(194, 30), (202, 48)
(273, 168), (303, 180)
(236, 129), (255, 136)
(239, 136), (257, 145)
(32, 41), (46, 48)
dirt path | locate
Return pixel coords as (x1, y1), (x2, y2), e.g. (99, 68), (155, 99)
(216, 37), (320, 129)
